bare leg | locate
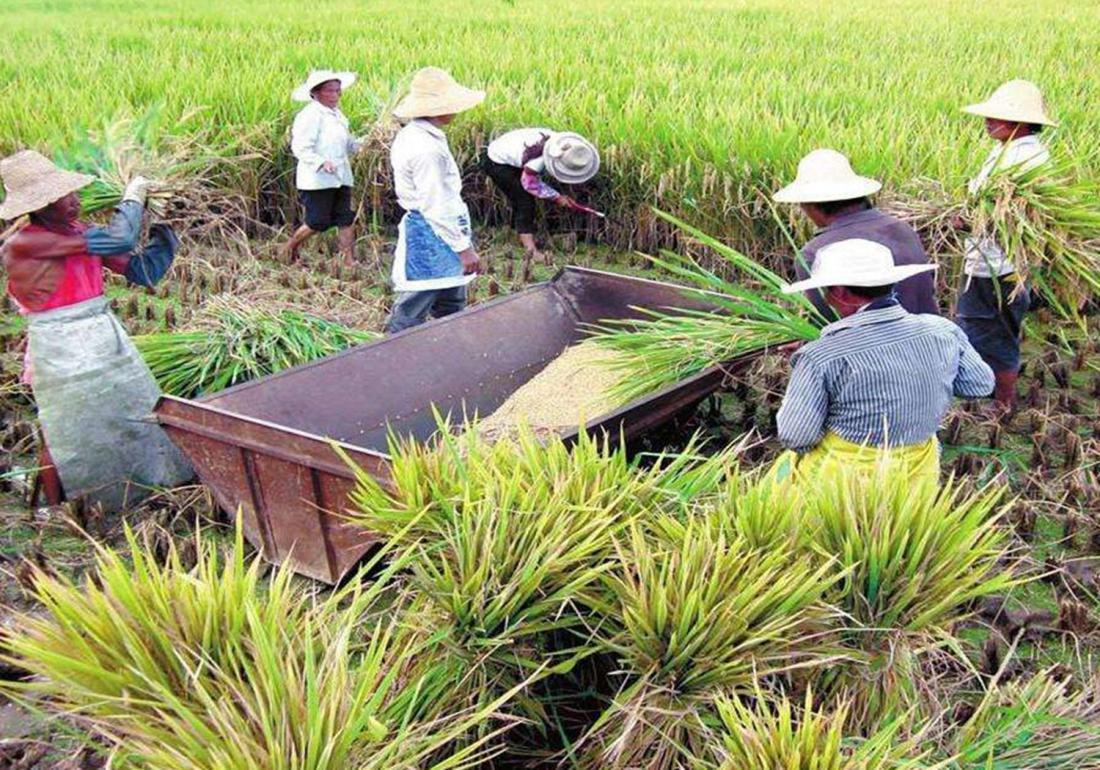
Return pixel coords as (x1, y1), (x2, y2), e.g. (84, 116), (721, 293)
(337, 225), (356, 266)
(993, 370), (1019, 414)
(518, 232), (545, 265)
(283, 225), (316, 262)
(38, 444), (64, 506)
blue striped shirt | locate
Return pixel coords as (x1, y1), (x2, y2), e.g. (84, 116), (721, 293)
(776, 303), (995, 452)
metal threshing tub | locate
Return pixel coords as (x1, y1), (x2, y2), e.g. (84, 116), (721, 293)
(154, 267), (761, 583)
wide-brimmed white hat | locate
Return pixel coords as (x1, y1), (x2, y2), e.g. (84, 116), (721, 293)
(782, 238), (937, 294)
(773, 149), (882, 203)
(292, 70), (357, 103)
(544, 132), (599, 184)
(962, 79), (1057, 127)
(0, 150), (94, 220)
(393, 67), (485, 120)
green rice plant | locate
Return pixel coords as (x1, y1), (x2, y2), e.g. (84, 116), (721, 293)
(590, 210), (824, 404)
(963, 146), (1100, 323)
(134, 295), (377, 397)
(0, 524), (521, 770)
(800, 470), (1017, 726)
(943, 670), (1100, 770)
(709, 690), (931, 770)
(579, 519), (842, 769)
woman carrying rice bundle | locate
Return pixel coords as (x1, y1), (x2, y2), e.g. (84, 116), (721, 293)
(0, 151), (192, 510)
(953, 79), (1056, 412)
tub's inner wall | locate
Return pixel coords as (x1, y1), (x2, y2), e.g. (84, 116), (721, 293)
(200, 268), (713, 453)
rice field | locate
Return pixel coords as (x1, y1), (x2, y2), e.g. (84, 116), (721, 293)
(1, 0), (1098, 251)
(2, 0), (1100, 767)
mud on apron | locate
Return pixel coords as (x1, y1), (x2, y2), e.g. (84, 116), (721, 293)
(27, 297), (193, 511)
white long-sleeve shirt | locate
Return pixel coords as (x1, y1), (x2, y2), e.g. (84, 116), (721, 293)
(964, 134), (1050, 278)
(391, 119), (473, 253)
(389, 119), (474, 291)
(291, 100), (360, 190)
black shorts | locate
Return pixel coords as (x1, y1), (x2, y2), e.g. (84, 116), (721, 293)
(298, 186), (355, 231)
(478, 150), (537, 234)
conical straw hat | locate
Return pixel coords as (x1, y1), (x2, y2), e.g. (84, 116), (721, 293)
(773, 149), (881, 203)
(393, 67), (485, 120)
(544, 132), (599, 184)
(291, 70), (357, 103)
(962, 79), (1057, 126)
(782, 238), (937, 293)
(0, 150), (94, 220)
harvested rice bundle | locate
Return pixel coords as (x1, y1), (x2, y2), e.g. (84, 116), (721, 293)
(134, 296), (376, 397)
(590, 210), (824, 404)
(0, 525), (516, 770)
(710, 691), (928, 770)
(53, 106), (257, 217)
(944, 669), (1100, 769)
(963, 149), (1100, 322)
(476, 342), (629, 439)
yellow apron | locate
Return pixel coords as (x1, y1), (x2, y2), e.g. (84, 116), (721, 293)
(769, 432), (940, 486)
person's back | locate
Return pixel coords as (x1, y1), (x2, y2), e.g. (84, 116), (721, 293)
(777, 304), (993, 452)
(801, 208), (938, 316)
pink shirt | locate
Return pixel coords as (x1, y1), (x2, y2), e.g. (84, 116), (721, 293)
(8, 222), (105, 314)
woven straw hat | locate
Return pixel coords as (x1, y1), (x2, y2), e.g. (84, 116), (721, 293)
(962, 79), (1057, 127)
(292, 70), (357, 103)
(544, 132), (599, 184)
(393, 67), (485, 120)
(773, 149), (882, 203)
(0, 150), (93, 220)
(782, 239), (937, 293)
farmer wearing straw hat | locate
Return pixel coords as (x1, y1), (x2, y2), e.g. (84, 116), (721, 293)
(479, 129), (600, 263)
(774, 239), (993, 482)
(0, 150), (192, 510)
(385, 67), (486, 333)
(285, 70), (363, 265)
(954, 79), (1055, 412)
(774, 149), (937, 320)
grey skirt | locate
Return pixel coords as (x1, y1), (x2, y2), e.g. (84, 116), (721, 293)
(27, 297), (193, 510)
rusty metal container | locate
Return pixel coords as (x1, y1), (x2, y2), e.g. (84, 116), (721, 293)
(155, 267), (758, 583)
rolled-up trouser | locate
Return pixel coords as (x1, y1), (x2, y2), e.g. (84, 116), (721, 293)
(384, 286), (467, 334)
(956, 273), (1030, 373)
(479, 151), (537, 234)
(26, 297), (193, 510)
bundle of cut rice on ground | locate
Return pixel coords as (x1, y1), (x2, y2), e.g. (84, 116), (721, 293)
(134, 296), (377, 398)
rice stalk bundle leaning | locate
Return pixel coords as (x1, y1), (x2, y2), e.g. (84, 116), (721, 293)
(963, 146), (1100, 323)
(590, 209), (825, 404)
(134, 295), (377, 397)
(799, 468), (1017, 727)
(344, 420), (745, 729)
(943, 669), (1100, 770)
(0, 525), (520, 770)
(709, 690), (929, 770)
(578, 518), (842, 769)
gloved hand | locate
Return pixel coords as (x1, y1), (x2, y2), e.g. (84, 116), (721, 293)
(122, 175), (153, 206)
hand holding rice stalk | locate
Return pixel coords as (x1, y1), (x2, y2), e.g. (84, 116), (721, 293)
(590, 209), (826, 404)
(52, 106), (226, 216)
(965, 147), (1100, 322)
